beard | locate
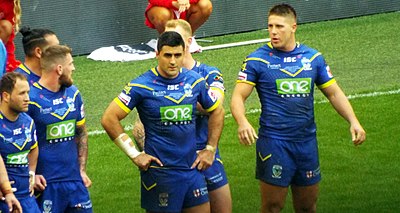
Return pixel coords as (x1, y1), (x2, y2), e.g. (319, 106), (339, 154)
(59, 73), (73, 88)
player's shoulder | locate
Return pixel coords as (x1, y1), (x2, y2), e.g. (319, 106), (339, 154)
(193, 61), (221, 76)
(182, 67), (204, 80)
(19, 112), (34, 123)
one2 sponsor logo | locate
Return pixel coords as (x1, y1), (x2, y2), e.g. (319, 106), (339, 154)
(276, 78), (311, 95)
(160, 105), (192, 123)
(46, 120), (75, 141)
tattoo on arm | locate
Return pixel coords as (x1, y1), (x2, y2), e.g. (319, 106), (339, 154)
(76, 125), (88, 172)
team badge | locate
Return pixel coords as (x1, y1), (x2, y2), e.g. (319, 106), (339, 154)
(159, 193), (169, 207)
(272, 165), (282, 179)
(43, 200), (53, 213)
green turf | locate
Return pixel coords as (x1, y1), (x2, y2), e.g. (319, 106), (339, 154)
(70, 12), (400, 212)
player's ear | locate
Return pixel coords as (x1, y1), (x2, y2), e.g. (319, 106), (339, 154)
(292, 23), (297, 33)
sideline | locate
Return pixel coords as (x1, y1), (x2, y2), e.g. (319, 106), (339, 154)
(88, 88), (400, 136)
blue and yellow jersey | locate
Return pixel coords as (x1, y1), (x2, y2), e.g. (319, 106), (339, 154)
(27, 83), (85, 183)
(191, 61), (225, 150)
(114, 67), (220, 169)
(237, 42), (335, 141)
(14, 63), (40, 86)
(0, 112), (38, 199)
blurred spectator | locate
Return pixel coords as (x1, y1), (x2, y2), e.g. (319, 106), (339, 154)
(0, 0), (22, 72)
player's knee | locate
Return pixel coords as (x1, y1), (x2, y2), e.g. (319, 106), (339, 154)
(197, 0), (213, 15)
(295, 203), (317, 213)
(0, 20), (13, 36)
(147, 7), (172, 24)
(262, 201), (284, 213)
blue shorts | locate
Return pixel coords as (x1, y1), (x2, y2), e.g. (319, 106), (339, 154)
(141, 168), (209, 212)
(256, 137), (321, 187)
(36, 181), (92, 213)
(0, 196), (40, 213)
(202, 151), (229, 191)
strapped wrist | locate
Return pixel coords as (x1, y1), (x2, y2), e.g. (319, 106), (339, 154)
(114, 133), (142, 159)
(205, 144), (216, 154)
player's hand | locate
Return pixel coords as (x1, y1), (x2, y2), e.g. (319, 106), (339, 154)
(173, 0), (190, 12)
(4, 193), (22, 213)
(80, 171), (92, 188)
(34, 174), (47, 191)
(132, 153), (163, 171)
(350, 123), (366, 146)
(132, 121), (145, 151)
(191, 149), (215, 171)
(237, 120), (258, 145)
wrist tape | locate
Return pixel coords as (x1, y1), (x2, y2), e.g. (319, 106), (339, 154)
(114, 133), (142, 159)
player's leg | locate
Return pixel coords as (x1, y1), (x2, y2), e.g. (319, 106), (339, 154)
(290, 138), (320, 213)
(203, 154), (232, 213)
(291, 184), (318, 213)
(186, 0), (213, 33)
(256, 138), (295, 213)
(183, 202), (210, 213)
(209, 184), (232, 213)
(146, 6), (174, 34)
(260, 181), (289, 213)
(0, 20), (12, 43)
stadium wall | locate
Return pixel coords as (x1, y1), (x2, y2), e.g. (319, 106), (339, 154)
(15, 0), (399, 58)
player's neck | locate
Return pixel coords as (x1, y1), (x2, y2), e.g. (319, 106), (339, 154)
(24, 57), (42, 76)
(183, 53), (195, 70)
(38, 75), (61, 92)
(0, 105), (20, 122)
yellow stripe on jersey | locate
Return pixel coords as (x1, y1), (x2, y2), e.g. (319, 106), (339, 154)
(18, 64), (31, 74)
(164, 95), (187, 104)
(244, 57), (270, 65)
(205, 97), (221, 113)
(236, 80), (256, 86)
(150, 67), (158, 76)
(114, 97), (131, 114)
(142, 181), (157, 191)
(191, 77), (205, 89)
(29, 101), (41, 108)
(127, 83), (154, 91)
(76, 118), (86, 126)
(30, 141), (38, 150)
(318, 78), (336, 89)
(258, 152), (272, 162)
(32, 82), (42, 89)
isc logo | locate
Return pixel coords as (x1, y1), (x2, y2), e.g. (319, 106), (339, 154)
(46, 120), (76, 140)
(167, 84), (179, 90)
(276, 78), (311, 94)
(53, 98), (63, 105)
(160, 105), (192, 122)
(284, 57), (296, 63)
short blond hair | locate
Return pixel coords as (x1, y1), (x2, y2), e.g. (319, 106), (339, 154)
(40, 45), (72, 72)
(165, 19), (193, 38)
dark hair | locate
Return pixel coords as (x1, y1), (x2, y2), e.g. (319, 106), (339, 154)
(157, 31), (185, 52)
(269, 4), (297, 21)
(0, 72), (27, 98)
(20, 26), (56, 57)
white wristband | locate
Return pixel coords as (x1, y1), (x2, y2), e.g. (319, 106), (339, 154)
(29, 171), (35, 177)
(114, 133), (142, 159)
(205, 145), (216, 154)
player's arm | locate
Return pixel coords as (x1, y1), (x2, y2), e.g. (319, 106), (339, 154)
(0, 155), (22, 213)
(192, 103), (224, 171)
(101, 101), (163, 170)
(230, 82), (258, 145)
(320, 82), (366, 145)
(76, 123), (92, 188)
(28, 143), (38, 195)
